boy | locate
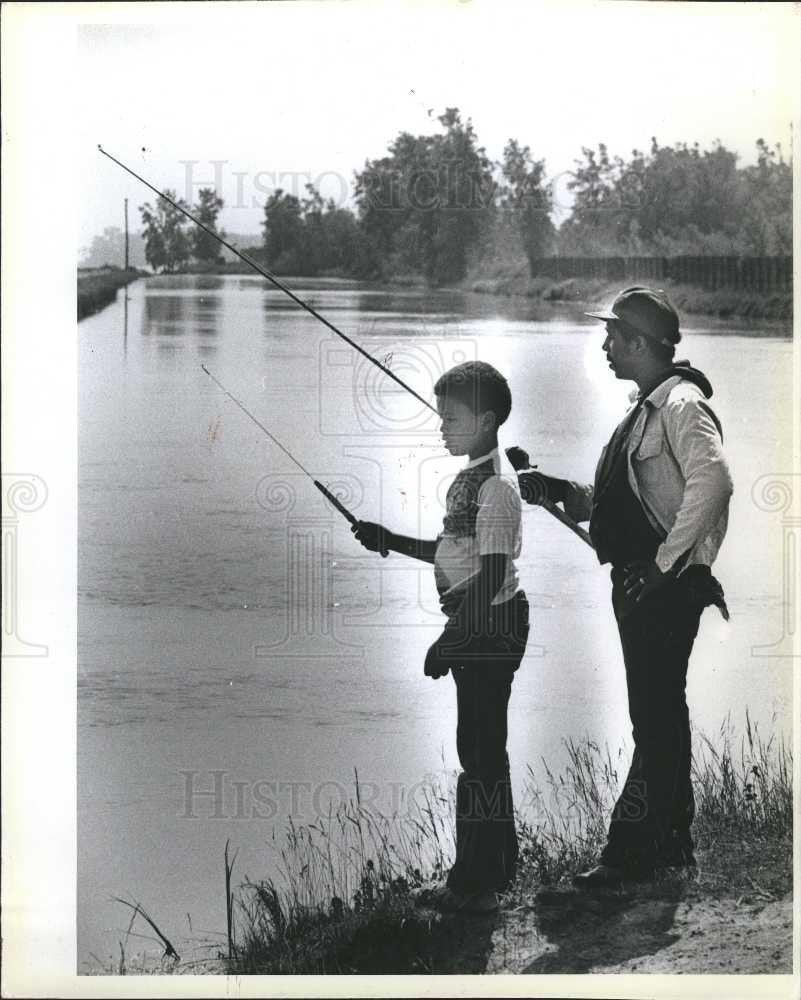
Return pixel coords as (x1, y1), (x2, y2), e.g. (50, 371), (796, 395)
(351, 361), (529, 914)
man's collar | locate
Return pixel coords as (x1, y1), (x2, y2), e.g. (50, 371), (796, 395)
(637, 375), (683, 410)
(465, 446), (500, 470)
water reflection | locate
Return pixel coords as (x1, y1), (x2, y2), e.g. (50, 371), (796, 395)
(142, 292), (187, 337)
(122, 289), (129, 359)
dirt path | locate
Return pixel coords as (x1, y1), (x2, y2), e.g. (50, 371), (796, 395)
(482, 888), (792, 974)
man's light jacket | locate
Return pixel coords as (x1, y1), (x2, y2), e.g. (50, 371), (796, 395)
(562, 376), (733, 574)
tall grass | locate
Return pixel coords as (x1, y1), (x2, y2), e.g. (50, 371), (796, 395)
(692, 711), (793, 839)
(228, 717), (792, 974)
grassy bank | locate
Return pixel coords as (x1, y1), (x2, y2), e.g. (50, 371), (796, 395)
(77, 266), (141, 321)
(464, 271), (792, 323)
(160, 260), (791, 323)
(210, 716), (791, 975)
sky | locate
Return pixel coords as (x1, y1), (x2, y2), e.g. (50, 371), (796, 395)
(74, 1), (798, 249)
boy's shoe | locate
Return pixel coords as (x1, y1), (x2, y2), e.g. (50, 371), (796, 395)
(572, 864), (624, 889)
(414, 883), (498, 915)
(460, 890), (499, 914)
(654, 839), (697, 870)
(573, 861), (656, 888)
(413, 882), (457, 909)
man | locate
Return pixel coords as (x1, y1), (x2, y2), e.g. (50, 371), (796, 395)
(520, 287), (732, 887)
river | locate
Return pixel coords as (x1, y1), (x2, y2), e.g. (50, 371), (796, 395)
(78, 275), (793, 968)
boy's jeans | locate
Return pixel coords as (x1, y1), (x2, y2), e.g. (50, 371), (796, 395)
(445, 591), (529, 895)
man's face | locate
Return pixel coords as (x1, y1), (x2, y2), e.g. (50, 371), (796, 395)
(436, 395), (491, 456)
(602, 321), (637, 381)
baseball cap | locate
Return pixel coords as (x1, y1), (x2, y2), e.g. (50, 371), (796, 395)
(585, 286), (681, 347)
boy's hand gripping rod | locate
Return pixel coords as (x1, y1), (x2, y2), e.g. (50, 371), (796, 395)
(201, 365), (388, 556)
(99, 146), (587, 549)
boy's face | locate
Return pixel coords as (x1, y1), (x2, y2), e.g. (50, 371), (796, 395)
(436, 395), (495, 457)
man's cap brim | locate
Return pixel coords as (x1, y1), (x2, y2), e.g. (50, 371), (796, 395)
(584, 309), (617, 321)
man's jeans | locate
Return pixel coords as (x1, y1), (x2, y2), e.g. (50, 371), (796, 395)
(601, 572), (703, 871)
(445, 592), (529, 895)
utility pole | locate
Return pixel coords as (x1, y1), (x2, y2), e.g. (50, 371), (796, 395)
(124, 198), (129, 270)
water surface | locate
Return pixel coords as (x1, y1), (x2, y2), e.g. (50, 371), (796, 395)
(78, 275), (793, 967)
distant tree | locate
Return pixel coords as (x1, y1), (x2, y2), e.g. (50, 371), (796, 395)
(191, 188), (225, 264)
(499, 139), (555, 274)
(556, 137), (792, 257)
(740, 139), (792, 254)
(262, 189), (305, 272)
(139, 191), (191, 272)
(354, 108), (495, 285)
(80, 227), (126, 269)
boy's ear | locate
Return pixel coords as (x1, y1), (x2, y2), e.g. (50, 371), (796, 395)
(480, 410), (498, 433)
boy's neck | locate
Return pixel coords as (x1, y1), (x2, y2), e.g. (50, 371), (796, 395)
(467, 434), (498, 462)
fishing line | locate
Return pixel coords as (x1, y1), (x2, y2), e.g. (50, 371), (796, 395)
(98, 146), (436, 414)
(202, 365), (386, 552)
(101, 146), (588, 548)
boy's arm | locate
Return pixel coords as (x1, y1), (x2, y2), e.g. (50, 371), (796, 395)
(446, 552), (507, 638)
(351, 521), (437, 564)
(425, 476), (517, 678)
(425, 553), (507, 677)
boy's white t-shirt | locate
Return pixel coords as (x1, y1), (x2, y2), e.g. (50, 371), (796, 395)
(434, 447), (522, 609)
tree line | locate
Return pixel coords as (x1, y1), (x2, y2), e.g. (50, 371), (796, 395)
(132, 109), (791, 283)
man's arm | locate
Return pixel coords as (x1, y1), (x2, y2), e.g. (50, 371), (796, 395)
(654, 397), (733, 575)
(518, 471), (594, 523)
(351, 521), (437, 564)
(626, 396), (732, 603)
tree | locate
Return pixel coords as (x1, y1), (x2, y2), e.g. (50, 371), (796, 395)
(139, 191), (191, 273)
(499, 139), (555, 274)
(80, 227), (147, 269)
(557, 137), (791, 257)
(262, 189), (305, 272)
(191, 188), (225, 264)
(354, 108), (495, 285)
(740, 140), (792, 254)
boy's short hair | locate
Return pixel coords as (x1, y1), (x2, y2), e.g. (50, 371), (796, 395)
(434, 361), (512, 426)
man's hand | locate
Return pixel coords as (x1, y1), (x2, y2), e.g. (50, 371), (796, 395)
(517, 471), (570, 507)
(424, 640), (452, 680)
(624, 561), (668, 603)
(350, 521), (390, 557)
(517, 471), (550, 506)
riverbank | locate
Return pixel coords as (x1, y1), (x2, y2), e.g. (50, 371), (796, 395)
(226, 721), (792, 975)
(93, 719), (792, 976)
(162, 261), (793, 322)
(77, 266), (141, 320)
(463, 272), (793, 323)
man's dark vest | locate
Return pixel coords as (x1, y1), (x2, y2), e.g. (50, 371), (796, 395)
(589, 402), (665, 568)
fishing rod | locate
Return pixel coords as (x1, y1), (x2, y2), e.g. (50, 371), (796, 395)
(100, 146), (589, 548)
(201, 365), (388, 555)
(98, 145), (435, 415)
(506, 446), (594, 550)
